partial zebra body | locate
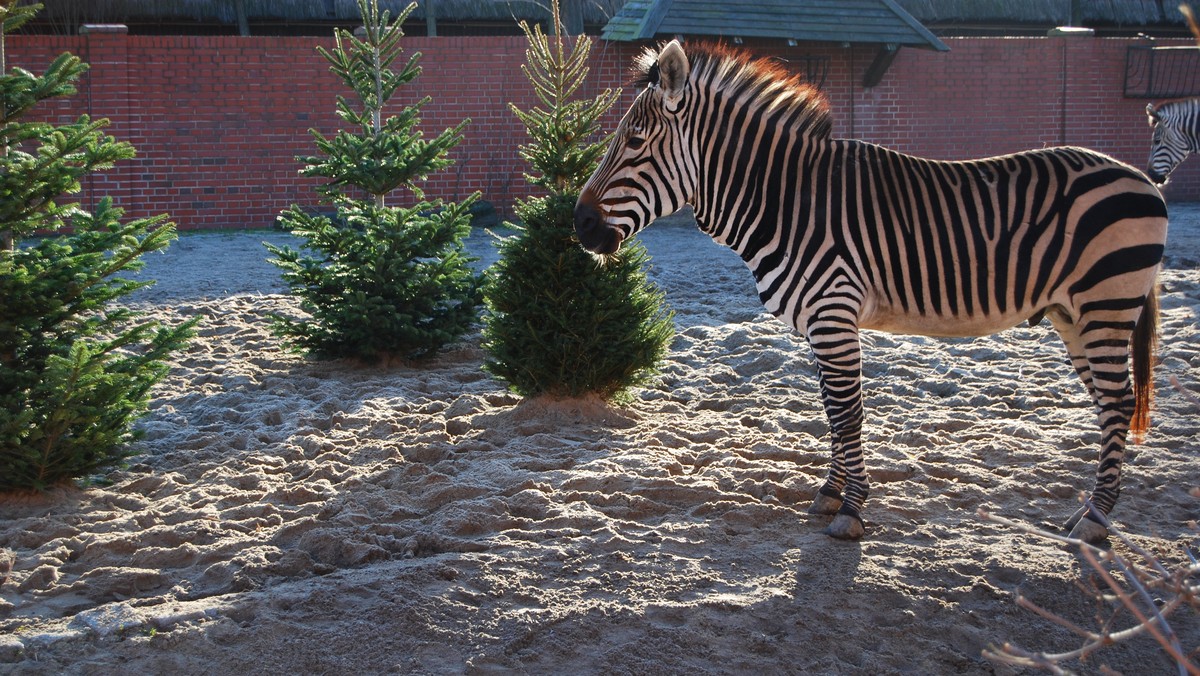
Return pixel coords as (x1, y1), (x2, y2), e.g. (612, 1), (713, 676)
(751, 141), (1166, 340)
(575, 40), (1168, 543)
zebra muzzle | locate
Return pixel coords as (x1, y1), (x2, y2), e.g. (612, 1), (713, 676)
(573, 200), (623, 255)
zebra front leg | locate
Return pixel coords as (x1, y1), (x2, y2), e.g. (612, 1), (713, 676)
(806, 318), (868, 540)
(807, 484), (845, 515)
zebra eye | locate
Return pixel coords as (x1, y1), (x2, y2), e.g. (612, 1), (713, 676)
(626, 135), (647, 150)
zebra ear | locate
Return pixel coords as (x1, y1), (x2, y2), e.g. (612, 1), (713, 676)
(657, 40), (689, 108)
(1147, 103), (1159, 122)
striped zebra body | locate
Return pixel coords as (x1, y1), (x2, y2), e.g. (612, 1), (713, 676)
(731, 141), (1164, 339)
(1146, 97), (1200, 185)
(575, 41), (1168, 542)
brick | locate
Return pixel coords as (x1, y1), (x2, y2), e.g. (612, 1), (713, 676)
(6, 33), (1194, 230)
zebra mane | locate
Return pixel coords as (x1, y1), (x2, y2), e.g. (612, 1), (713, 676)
(634, 41), (832, 139)
(1152, 99), (1191, 124)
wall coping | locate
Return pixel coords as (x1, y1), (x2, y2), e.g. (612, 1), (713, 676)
(79, 24), (129, 35)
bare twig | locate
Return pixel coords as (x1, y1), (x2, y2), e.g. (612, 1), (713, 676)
(1093, 507), (1175, 578)
(1170, 375), (1200, 408)
(1013, 591), (1099, 640)
(977, 507), (1200, 674)
(982, 642), (1073, 675)
(1077, 543), (1192, 674)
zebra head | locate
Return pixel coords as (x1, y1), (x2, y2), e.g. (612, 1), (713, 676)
(1146, 101), (1193, 186)
(575, 40), (696, 255)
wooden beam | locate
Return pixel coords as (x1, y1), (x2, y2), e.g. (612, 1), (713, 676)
(561, 0), (584, 35)
(234, 0), (249, 36)
(635, 0), (674, 40)
(862, 44), (899, 87)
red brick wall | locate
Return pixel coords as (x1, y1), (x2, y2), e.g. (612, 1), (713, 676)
(850, 35), (1197, 198)
(9, 32), (1196, 231)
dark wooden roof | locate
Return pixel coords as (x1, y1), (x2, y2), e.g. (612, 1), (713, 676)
(602, 0), (949, 50)
(896, 0), (1186, 28)
(32, 0), (623, 23)
(27, 0), (1190, 38)
(24, 0), (627, 35)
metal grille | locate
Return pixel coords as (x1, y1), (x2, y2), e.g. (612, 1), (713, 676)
(801, 55), (831, 90)
(772, 54), (830, 90)
(1125, 45), (1200, 98)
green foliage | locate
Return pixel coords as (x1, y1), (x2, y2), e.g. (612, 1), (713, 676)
(481, 4), (674, 401)
(0, 203), (197, 491)
(0, 2), (40, 36)
(269, 0), (480, 362)
(267, 201), (477, 361)
(483, 194), (673, 401)
(508, 13), (619, 196)
(0, 0), (195, 490)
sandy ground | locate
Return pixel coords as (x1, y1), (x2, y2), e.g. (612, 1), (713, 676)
(1, 203), (1198, 675)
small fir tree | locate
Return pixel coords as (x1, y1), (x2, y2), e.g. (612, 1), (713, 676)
(481, 5), (674, 402)
(267, 0), (480, 362)
(0, 1), (196, 491)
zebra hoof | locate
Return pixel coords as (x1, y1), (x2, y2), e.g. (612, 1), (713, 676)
(824, 513), (865, 540)
(1063, 505), (1110, 544)
(1063, 505), (1088, 531)
(1067, 515), (1109, 544)
(807, 491), (843, 515)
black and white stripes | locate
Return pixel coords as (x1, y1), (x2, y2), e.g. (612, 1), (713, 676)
(575, 41), (1168, 542)
(1146, 98), (1200, 185)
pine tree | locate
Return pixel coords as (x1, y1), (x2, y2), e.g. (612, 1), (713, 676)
(481, 3), (674, 402)
(266, 0), (480, 362)
(0, 1), (196, 491)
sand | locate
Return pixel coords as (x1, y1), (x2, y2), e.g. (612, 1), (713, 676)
(1, 205), (1198, 675)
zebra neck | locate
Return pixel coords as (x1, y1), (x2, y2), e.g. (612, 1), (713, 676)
(691, 133), (837, 262)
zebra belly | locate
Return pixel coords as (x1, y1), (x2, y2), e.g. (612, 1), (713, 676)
(857, 302), (1038, 338)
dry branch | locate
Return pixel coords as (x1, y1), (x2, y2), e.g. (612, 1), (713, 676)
(978, 505), (1200, 675)
(1170, 375), (1200, 408)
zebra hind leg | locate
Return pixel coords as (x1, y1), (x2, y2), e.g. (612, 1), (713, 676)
(1049, 308), (1138, 544)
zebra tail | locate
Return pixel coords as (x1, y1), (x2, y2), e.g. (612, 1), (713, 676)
(1130, 285), (1159, 444)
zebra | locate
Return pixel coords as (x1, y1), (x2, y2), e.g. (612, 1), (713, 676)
(1146, 98), (1200, 185)
(574, 40), (1167, 543)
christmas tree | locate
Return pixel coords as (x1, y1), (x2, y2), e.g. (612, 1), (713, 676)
(0, 1), (196, 491)
(266, 0), (480, 363)
(481, 3), (674, 402)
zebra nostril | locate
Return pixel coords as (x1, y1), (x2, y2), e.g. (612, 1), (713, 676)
(574, 201), (600, 236)
(1146, 168), (1166, 186)
(573, 200), (622, 254)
